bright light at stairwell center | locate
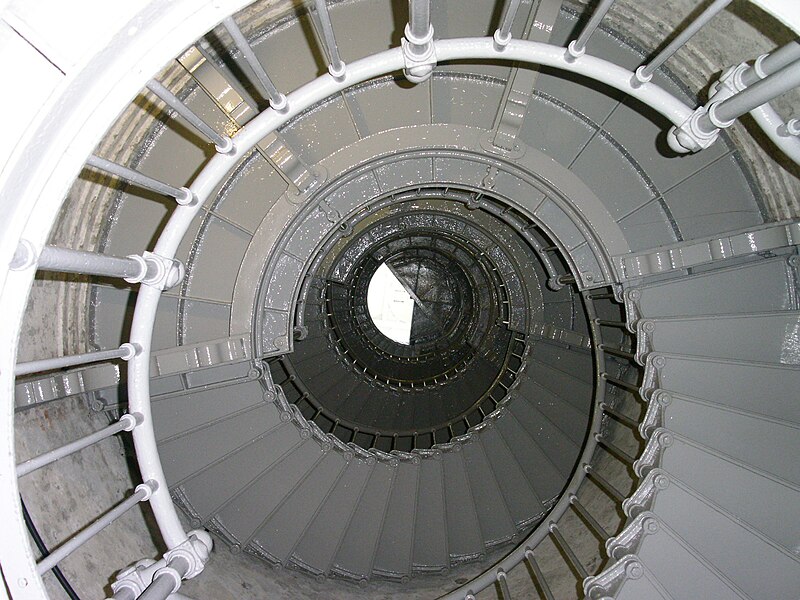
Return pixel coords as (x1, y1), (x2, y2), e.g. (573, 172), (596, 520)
(367, 262), (415, 345)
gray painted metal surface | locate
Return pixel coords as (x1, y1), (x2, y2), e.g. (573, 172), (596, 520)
(5, 0), (799, 598)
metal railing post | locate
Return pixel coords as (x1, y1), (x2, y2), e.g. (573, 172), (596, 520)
(220, 17), (288, 110)
(17, 414), (141, 477)
(635, 0), (733, 84)
(567, 0), (616, 59)
(145, 80), (235, 153)
(312, 0), (346, 78)
(37, 483), (155, 574)
(85, 155), (194, 205)
(15, 343), (138, 377)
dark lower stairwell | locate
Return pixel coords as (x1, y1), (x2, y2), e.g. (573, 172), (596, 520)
(2, 1), (799, 599)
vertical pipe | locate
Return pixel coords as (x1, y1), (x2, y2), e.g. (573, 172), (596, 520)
(636, 0), (733, 83)
(146, 80), (234, 152)
(220, 17), (288, 110)
(313, 0), (346, 77)
(408, 0), (431, 39)
(567, 0), (616, 59)
(495, 0), (523, 46)
(496, 570), (513, 599)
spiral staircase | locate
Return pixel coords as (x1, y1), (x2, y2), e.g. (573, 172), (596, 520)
(1, 0), (799, 599)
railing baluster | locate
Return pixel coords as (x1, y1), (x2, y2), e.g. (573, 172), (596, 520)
(549, 523), (589, 579)
(706, 60), (800, 127)
(584, 464), (626, 503)
(15, 343), (138, 377)
(138, 555), (191, 600)
(600, 403), (639, 429)
(145, 80), (234, 153)
(635, 0), (733, 84)
(600, 372), (640, 394)
(496, 569), (512, 599)
(742, 41), (800, 86)
(598, 344), (635, 360)
(567, 0), (616, 59)
(594, 319), (627, 328)
(524, 548), (555, 600)
(11, 245), (182, 291)
(17, 414), (141, 477)
(220, 17), (288, 111)
(596, 434), (637, 465)
(37, 482), (155, 574)
(85, 155), (194, 205)
(569, 494), (610, 539)
(494, 0), (523, 47)
(312, 0), (346, 78)
(34, 246), (146, 280)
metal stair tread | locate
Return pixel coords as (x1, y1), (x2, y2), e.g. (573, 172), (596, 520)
(643, 391), (800, 485)
(291, 456), (375, 576)
(636, 310), (800, 364)
(216, 436), (326, 544)
(642, 353), (800, 425)
(250, 448), (349, 566)
(176, 421), (300, 522)
(331, 458), (395, 580)
(636, 428), (800, 552)
(622, 469), (800, 599)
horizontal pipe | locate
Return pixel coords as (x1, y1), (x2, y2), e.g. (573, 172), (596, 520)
(601, 372), (640, 394)
(594, 319), (627, 328)
(637, 0), (732, 82)
(86, 155), (193, 204)
(750, 100), (800, 164)
(220, 17), (287, 110)
(598, 344), (635, 360)
(37, 246), (146, 280)
(585, 465), (626, 503)
(146, 80), (233, 152)
(596, 435), (637, 465)
(37, 483), (153, 574)
(742, 40), (800, 86)
(600, 403), (640, 429)
(15, 343), (136, 377)
(703, 59), (800, 129)
(18, 414), (140, 477)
